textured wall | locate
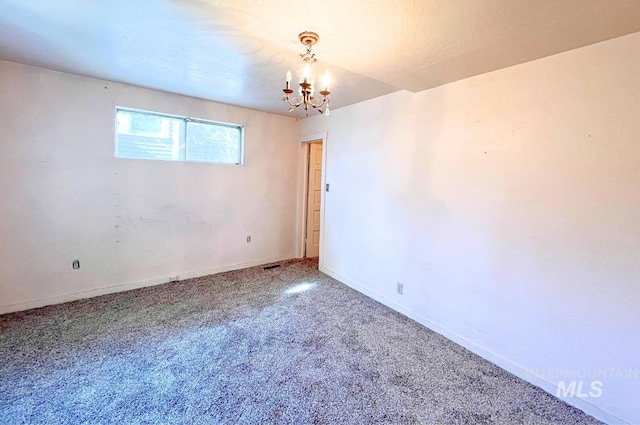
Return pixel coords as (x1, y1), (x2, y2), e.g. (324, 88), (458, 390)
(301, 32), (640, 423)
(0, 60), (300, 313)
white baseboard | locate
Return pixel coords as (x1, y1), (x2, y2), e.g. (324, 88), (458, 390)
(0, 255), (292, 315)
(319, 264), (627, 425)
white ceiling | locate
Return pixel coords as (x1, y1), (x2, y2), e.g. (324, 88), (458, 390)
(2, 0), (640, 118)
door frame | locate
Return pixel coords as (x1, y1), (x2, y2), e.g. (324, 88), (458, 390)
(297, 132), (328, 265)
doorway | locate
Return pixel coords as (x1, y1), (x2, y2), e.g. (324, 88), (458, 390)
(304, 141), (323, 258)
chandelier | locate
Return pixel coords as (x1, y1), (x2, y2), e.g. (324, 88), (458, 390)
(282, 31), (331, 116)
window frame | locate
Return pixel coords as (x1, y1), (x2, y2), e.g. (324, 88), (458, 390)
(114, 107), (245, 165)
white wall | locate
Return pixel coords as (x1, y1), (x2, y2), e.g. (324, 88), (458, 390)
(0, 60), (300, 313)
(301, 32), (640, 424)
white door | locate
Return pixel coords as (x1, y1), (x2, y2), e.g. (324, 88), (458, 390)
(305, 142), (322, 258)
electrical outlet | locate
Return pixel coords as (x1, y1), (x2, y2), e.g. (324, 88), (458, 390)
(397, 282), (403, 295)
(247, 236), (251, 243)
(72, 260), (80, 270)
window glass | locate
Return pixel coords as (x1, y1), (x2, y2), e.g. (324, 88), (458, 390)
(115, 108), (243, 164)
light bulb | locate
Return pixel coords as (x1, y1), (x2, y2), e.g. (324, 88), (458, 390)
(325, 106), (330, 116)
(303, 64), (311, 83)
(285, 70), (292, 90)
(322, 71), (331, 92)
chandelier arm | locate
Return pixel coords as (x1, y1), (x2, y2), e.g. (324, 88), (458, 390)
(309, 97), (327, 108)
(285, 96), (303, 107)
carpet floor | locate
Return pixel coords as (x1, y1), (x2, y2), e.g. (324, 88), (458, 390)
(1, 258), (602, 424)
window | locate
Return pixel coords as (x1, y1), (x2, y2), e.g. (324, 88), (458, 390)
(115, 108), (244, 164)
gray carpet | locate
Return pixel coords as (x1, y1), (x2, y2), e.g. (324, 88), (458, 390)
(1, 258), (601, 424)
